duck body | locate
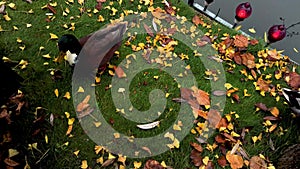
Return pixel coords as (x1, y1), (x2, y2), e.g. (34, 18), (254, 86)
(282, 88), (300, 116)
(58, 22), (127, 69)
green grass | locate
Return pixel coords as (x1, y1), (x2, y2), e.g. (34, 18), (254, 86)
(0, 0), (299, 168)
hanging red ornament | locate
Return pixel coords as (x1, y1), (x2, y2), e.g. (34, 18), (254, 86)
(267, 25), (287, 43)
(232, 2), (252, 28)
(235, 2), (252, 21)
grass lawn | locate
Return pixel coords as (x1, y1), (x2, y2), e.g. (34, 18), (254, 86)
(0, 0), (299, 168)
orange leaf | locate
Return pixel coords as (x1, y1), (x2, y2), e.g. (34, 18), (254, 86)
(269, 107), (279, 117)
(190, 142), (203, 152)
(217, 155), (227, 168)
(192, 88), (210, 106)
(249, 156), (267, 169)
(192, 15), (204, 26)
(234, 34), (248, 48)
(226, 152), (244, 169)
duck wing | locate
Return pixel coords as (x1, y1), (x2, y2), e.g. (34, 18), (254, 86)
(74, 22), (127, 77)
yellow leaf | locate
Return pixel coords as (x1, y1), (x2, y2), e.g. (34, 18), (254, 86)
(26, 23), (32, 28)
(94, 121), (101, 127)
(2, 56), (11, 62)
(8, 3), (16, 10)
(294, 47), (299, 53)
(161, 161), (167, 167)
(49, 2), (57, 6)
(269, 124), (277, 132)
(97, 15), (105, 22)
(8, 149), (19, 158)
(43, 53), (51, 59)
(73, 150), (80, 156)
(13, 26), (18, 30)
(243, 89), (251, 97)
(202, 156), (209, 165)
(173, 124), (181, 131)
(78, 0), (84, 5)
(225, 83), (233, 89)
(173, 138), (180, 148)
(64, 92), (71, 99)
(19, 45), (26, 51)
(65, 112), (70, 118)
(3, 14), (11, 21)
(252, 136), (258, 143)
(16, 37), (22, 43)
(66, 125), (72, 135)
(49, 33), (58, 40)
(108, 153), (116, 159)
(111, 7), (118, 16)
(54, 89), (59, 97)
(114, 133), (120, 138)
(77, 86), (84, 93)
(264, 32), (268, 43)
(133, 161), (142, 168)
(94, 145), (103, 154)
(248, 28), (256, 34)
(45, 134), (48, 143)
(235, 25), (242, 31)
(81, 160), (88, 169)
(68, 118), (75, 125)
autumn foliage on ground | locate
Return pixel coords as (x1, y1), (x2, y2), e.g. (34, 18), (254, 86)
(0, 0), (299, 168)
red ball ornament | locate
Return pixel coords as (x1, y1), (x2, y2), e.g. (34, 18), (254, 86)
(267, 25), (286, 43)
(235, 2), (252, 21)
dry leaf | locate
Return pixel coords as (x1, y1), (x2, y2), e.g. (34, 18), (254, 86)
(269, 107), (279, 117)
(249, 156), (267, 169)
(234, 34), (248, 48)
(192, 15), (203, 26)
(47, 4), (56, 14)
(190, 142), (203, 152)
(192, 88), (210, 106)
(137, 121), (159, 130)
(143, 23), (154, 37)
(114, 66), (126, 78)
(255, 103), (268, 111)
(190, 149), (203, 167)
(207, 109), (222, 128)
(144, 159), (164, 169)
(4, 158), (20, 167)
(226, 152), (244, 169)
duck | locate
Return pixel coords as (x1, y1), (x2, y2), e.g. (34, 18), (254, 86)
(58, 22), (128, 71)
(282, 88), (300, 117)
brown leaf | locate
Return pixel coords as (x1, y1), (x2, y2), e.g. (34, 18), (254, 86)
(114, 66), (126, 78)
(101, 158), (115, 167)
(263, 116), (281, 121)
(190, 142), (203, 152)
(234, 34), (248, 48)
(165, 3), (175, 15)
(249, 156), (267, 169)
(217, 155), (227, 168)
(233, 54), (242, 65)
(180, 88), (193, 101)
(216, 118), (228, 129)
(77, 107), (94, 119)
(144, 159), (164, 169)
(222, 133), (237, 143)
(143, 23), (154, 37)
(215, 134), (226, 144)
(192, 15), (204, 26)
(196, 39), (208, 47)
(255, 103), (268, 111)
(142, 48), (152, 63)
(212, 90), (226, 96)
(250, 39), (259, 45)
(251, 69), (257, 79)
(241, 53), (255, 69)
(226, 153), (244, 169)
(190, 149), (203, 167)
(192, 88), (210, 106)
(95, 2), (102, 10)
(47, 4), (57, 14)
(4, 158), (20, 167)
(232, 94), (240, 103)
(286, 72), (300, 89)
(205, 161), (214, 169)
(151, 7), (167, 19)
(207, 109), (222, 128)
(0, 4), (6, 15)
(257, 77), (270, 92)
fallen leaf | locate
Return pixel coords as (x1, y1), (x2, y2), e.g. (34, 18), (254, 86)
(269, 107), (279, 117)
(226, 152), (244, 169)
(190, 142), (203, 152)
(190, 149), (203, 167)
(255, 103), (268, 112)
(249, 156), (267, 169)
(49, 33), (58, 40)
(4, 158), (20, 167)
(114, 66), (126, 78)
(47, 4), (56, 14)
(192, 15), (203, 26)
(234, 34), (248, 48)
(217, 155), (227, 167)
(143, 23), (154, 37)
(144, 159), (164, 169)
